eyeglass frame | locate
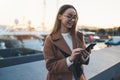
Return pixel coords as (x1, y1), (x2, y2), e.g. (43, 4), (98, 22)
(63, 14), (78, 20)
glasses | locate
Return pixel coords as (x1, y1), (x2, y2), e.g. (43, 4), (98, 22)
(63, 15), (77, 20)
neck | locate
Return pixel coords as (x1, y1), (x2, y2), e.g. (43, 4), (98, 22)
(60, 27), (70, 33)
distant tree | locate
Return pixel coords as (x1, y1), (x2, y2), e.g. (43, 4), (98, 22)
(97, 29), (106, 35)
(117, 27), (120, 32)
(117, 26), (120, 36)
(107, 29), (112, 36)
(83, 28), (89, 31)
(90, 30), (97, 33)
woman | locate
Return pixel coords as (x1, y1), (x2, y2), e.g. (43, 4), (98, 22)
(43, 4), (90, 80)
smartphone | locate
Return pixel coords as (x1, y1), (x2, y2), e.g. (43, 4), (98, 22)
(85, 43), (96, 52)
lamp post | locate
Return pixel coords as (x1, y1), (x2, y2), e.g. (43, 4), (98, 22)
(42, 0), (46, 31)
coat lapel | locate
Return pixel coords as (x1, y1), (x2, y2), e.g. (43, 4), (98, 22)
(51, 32), (72, 55)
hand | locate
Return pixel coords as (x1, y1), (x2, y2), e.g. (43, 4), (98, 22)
(75, 49), (90, 63)
(81, 50), (90, 58)
(69, 48), (83, 62)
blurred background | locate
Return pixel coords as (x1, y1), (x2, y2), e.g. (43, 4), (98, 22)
(0, 0), (120, 52)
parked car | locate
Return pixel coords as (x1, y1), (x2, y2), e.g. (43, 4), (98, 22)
(0, 39), (23, 49)
(105, 36), (120, 47)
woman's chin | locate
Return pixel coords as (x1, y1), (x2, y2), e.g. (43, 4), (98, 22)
(67, 25), (73, 28)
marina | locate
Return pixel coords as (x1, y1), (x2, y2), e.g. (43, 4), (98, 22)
(0, 45), (120, 80)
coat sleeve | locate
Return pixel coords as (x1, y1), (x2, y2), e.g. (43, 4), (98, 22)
(43, 36), (70, 73)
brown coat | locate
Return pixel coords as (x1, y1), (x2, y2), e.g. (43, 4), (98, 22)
(43, 31), (89, 80)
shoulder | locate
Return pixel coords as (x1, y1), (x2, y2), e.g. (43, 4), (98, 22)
(44, 34), (55, 50)
(44, 34), (52, 44)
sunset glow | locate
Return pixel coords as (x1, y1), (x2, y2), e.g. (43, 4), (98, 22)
(0, 0), (120, 30)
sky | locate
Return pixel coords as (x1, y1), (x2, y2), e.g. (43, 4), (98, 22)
(0, 0), (120, 29)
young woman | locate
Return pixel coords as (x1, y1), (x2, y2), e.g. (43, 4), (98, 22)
(43, 4), (90, 80)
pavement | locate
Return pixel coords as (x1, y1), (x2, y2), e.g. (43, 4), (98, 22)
(0, 45), (120, 80)
(84, 45), (120, 80)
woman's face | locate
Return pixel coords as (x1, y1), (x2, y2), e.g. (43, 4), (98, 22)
(59, 8), (77, 32)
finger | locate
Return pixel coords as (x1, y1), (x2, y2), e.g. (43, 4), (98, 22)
(81, 50), (89, 58)
(81, 51), (87, 58)
(73, 48), (83, 53)
(84, 50), (90, 55)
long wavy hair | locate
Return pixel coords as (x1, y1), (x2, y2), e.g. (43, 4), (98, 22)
(50, 4), (78, 36)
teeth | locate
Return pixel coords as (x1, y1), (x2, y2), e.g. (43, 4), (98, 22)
(68, 21), (70, 23)
(68, 22), (72, 24)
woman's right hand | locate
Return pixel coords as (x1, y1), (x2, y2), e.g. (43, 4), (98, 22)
(69, 48), (83, 62)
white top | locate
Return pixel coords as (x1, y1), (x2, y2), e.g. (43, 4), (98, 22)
(61, 32), (73, 66)
(61, 32), (73, 51)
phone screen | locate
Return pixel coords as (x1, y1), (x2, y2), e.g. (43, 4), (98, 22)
(86, 43), (96, 51)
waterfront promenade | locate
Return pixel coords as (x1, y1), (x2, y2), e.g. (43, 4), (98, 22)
(84, 45), (120, 80)
(0, 45), (120, 80)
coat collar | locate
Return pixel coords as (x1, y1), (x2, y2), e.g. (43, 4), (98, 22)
(51, 32), (77, 55)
